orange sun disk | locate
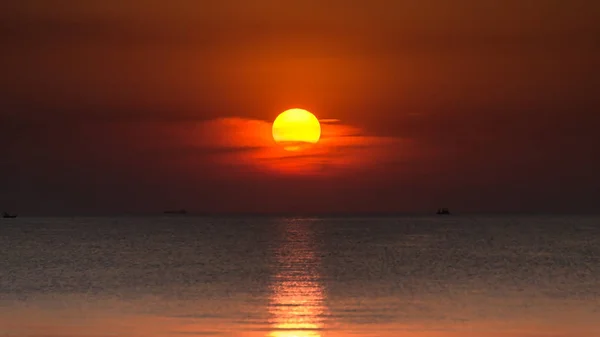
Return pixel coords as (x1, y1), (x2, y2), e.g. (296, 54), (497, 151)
(272, 109), (321, 151)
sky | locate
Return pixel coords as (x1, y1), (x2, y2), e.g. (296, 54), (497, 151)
(1, 0), (599, 215)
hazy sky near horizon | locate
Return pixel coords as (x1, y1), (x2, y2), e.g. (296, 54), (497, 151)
(1, 1), (599, 214)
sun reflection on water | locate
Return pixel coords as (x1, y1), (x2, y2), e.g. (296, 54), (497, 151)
(268, 221), (326, 337)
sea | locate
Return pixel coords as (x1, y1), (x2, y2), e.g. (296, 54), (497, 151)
(0, 215), (599, 337)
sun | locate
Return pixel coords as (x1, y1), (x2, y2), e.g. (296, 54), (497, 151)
(272, 109), (321, 151)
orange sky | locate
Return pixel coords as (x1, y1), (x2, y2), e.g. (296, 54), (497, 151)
(1, 1), (599, 214)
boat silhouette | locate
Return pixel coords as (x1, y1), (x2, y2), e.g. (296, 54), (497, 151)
(164, 209), (187, 215)
(436, 208), (451, 215)
(2, 212), (17, 218)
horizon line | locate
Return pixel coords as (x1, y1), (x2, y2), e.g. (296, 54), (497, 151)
(5, 211), (600, 218)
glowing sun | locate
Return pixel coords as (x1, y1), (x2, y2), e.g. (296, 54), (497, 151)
(272, 109), (321, 151)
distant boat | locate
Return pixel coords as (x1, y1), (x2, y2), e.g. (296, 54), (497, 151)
(2, 212), (17, 218)
(436, 208), (451, 215)
(164, 209), (187, 215)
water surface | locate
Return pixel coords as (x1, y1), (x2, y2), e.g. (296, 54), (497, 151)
(1, 216), (599, 336)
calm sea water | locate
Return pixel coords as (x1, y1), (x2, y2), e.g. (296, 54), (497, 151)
(1, 216), (599, 337)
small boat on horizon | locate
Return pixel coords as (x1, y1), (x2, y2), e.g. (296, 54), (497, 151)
(2, 212), (18, 218)
(436, 208), (451, 215)
(164, 209), (187, 215)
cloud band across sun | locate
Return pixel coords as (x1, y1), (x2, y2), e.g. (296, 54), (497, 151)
(182, 117), (409, 176)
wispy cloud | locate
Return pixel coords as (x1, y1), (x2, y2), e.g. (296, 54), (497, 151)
(174, 117), (409, 176)
(319, 118), (342, 124)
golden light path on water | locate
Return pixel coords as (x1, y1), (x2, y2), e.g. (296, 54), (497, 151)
(268, 220), (326, 337)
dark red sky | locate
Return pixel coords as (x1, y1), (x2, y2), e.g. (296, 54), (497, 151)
(1, 1), (599, 215)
